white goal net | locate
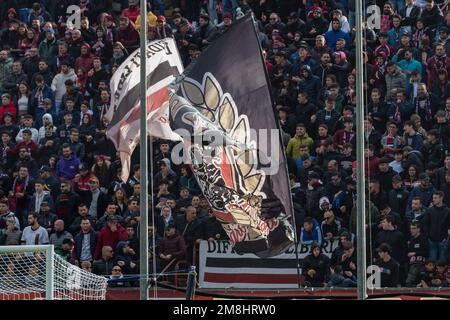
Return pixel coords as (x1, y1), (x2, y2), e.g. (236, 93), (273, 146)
(0, 245), (108, 300)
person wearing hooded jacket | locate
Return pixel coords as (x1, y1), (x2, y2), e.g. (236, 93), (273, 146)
(75, 43), (94, 73)
(330, 51), (352, 88)
(51, 61), (77, 108)
(324, 18), (350, 51)
(302, 242), (330, 287)
(114, 241), (138, 274)
(37, 113), (57, 143)
(296, 65), (321, 103)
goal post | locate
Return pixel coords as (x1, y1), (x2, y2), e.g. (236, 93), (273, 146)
(0, 245), (108, 300)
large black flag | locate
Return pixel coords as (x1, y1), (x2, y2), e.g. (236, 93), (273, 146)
(169, 15), (294, 257)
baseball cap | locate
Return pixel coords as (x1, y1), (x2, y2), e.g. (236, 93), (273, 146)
(39, 165), (51, 173)
(46, 28), (55, 34)
(419, 173), (430, 180)
(107, 215), (118, 223)
(223, 12), (232, 20)
(308, 171), (320, 179)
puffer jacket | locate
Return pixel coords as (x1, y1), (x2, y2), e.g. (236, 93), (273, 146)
(385, 66), (406, 97)
(51, 69), (77, 103)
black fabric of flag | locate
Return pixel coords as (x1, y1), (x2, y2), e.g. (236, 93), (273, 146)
(169, 15), (295, 257)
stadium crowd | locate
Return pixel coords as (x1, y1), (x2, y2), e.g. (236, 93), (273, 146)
(0, 0), (449, 289)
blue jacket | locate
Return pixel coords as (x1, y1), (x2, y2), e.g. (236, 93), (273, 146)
(56, 154), (80, 180)
(393, 56), (422, 76)
(387, 27), (408, 48)
(299, 218), (323, 246)
(324, 30), (350, 51)
(407, 185), (436, 212)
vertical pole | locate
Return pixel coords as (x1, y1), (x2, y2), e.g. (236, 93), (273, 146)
(139, 0), (149, 301)
(355, 0), (367, 301)
(186, 266), (197, 300)
(45, 245), (54, 300)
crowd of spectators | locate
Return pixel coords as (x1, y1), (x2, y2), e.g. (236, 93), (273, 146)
(0, 0), (449, 289)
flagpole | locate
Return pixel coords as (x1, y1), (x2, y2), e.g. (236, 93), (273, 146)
(139, 0), (149, 301)
(355, 0), (367, 300)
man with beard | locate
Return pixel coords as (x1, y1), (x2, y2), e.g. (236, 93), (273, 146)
(116, 17), (140, 53)
(283, 12), (306, 42)
(412, 84), (440, 130)
(420, 0), (444, 31)
(55, 180), (80, 226)
(310, 35), (332, 62)
(312, 52), (333, 86)
(306, 8), (328, 40)
(421, 129), (445, 165)
(427, 44), (450, 83)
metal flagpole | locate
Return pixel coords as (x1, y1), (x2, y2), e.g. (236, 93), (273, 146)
(139, 0), (149, 301)
(355, 0), (367, 300)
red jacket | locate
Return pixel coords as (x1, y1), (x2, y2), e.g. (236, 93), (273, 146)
(0, 102), (17, 125)
(94, 224), (128, 259)
(122, 6), (140, 24)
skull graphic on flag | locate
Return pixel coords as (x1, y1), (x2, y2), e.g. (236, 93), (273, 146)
(169, 73), (294, 257)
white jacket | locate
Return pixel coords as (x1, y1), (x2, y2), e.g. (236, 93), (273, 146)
(51, 69), (77, 103)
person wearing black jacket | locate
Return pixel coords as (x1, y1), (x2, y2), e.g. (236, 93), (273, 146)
(302, 242), (330, 287)
(200, 210), (228, 241)
(175, 206), (202, 264)
(313, 96), (341, 135)
(69, 203), (96, 235)
(375, 243), (400, 287)
(423, 191), (450, 261)
(400, 0), (421, 29)
(421, 129), (445, 165)
(405, 222), (430, 286)
(388, 175), (410, 219)
(374, 215), (406, 265)
(92, 245), (114, 275)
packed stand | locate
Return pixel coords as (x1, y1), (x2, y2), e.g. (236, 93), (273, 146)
(0, 0), (449, 289)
